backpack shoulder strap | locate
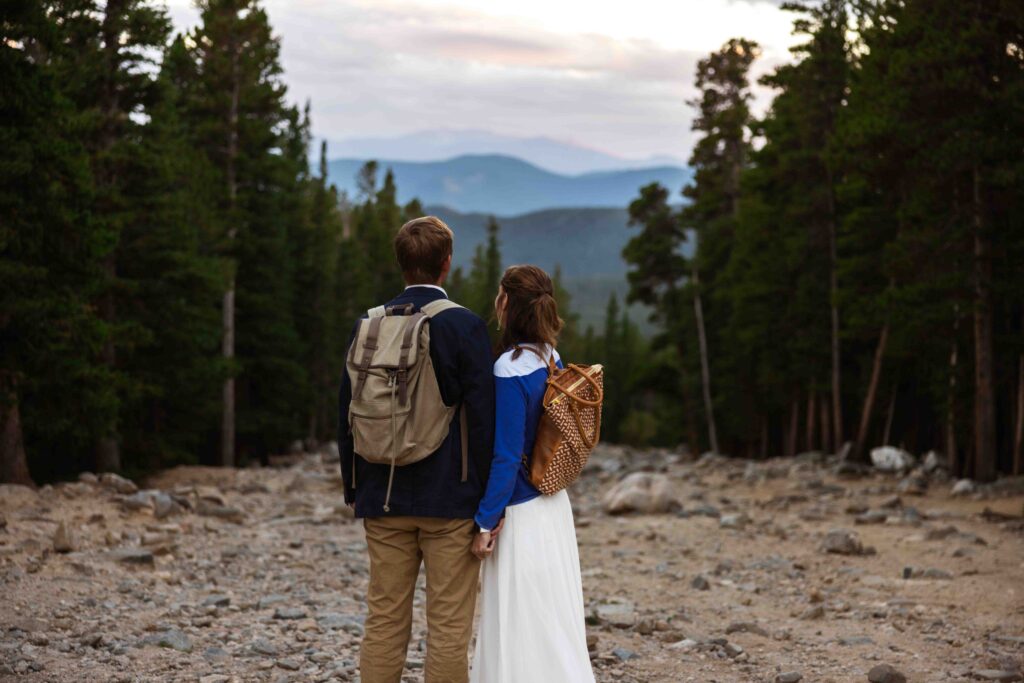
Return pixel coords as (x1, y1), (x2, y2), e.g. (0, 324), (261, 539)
(352, 313), (385, 399)
(367, 305), (386, 318)
(420, 299), (464, 318)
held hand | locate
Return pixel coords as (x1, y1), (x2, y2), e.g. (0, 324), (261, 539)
(471, 531), (495, 560)
(491, 517), (505, 539)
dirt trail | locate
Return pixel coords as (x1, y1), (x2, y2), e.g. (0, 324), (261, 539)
(1, 447), (1022, 682)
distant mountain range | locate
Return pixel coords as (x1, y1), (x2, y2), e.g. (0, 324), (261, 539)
(327, 154), (691, 216)
(430, 205), (694, 331)
(326, 128), (687, 176)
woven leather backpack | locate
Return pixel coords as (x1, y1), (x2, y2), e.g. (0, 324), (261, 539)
(519, 345), (604, 494)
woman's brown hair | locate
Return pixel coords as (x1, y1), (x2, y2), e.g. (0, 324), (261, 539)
(498, 265), (564, 359)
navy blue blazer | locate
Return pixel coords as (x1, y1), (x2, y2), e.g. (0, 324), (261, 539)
(339, 286), (496, 519)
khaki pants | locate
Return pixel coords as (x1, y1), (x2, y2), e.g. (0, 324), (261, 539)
(360, 516), (480, 683)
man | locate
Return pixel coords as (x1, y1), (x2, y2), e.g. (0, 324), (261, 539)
(339, 216), (495, 683)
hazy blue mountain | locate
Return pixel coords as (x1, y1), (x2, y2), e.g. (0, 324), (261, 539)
(328, 154), (691, 215)
(432, 205), (694, 331)
(326, 129), (687, 175)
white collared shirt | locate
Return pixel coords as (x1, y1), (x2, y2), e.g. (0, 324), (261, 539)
(405, 284), (448, 297)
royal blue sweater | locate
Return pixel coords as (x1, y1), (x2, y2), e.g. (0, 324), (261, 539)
(474, 344), (564, 531)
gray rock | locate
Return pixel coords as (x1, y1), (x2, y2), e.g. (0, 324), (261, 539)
(612, 647), (639, 661)
(870, 446), (915, 472)
(820, 529), (874, 556)
(837, 635), (874, 646)
(855, 510), (889, 525)
(141, 629), (192, 653)
(971, 671), (1023, 682)
(800, 605), (825, 620)
(259, 594), (289, 609)
(719, 513), (749, 530)
(595, 601), (636, 627)
(924, 524), (959, 540)
(603, 472), (680, 515)
(196, 499), (245, 522)
(952, 479), (976, 496)
(99, 472), (138, 494)
(273, 607), (307, 620)
(152, 492), (177, 519)
(106, 548), (154, 565)
(691, 575), (710, 591)
(867, 664), (907, 683)
(202, 647), (231, 662)
(203, 594), (230, 607)
(317, 612), (365, 636)
(121, 491), (154, 511)
(724, 621), (768, 637)
(252, 639), (279, 656)
(776, 673), (803, 683)
(276, 658), (302, 671)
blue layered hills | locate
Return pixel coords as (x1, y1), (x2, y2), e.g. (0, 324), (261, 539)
(326, 153), (691, 216)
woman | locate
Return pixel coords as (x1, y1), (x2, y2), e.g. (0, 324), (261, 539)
(469, 265), (596, 683)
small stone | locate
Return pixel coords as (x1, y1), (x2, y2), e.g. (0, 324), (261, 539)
(203, 594), (231, 607)
(273, 607), (307, 620)
(106, 547), (154, 565)
(725, 621), (768, 637)
(53, 521), (75, 553)
(152, 492), (177, 519)
(595, 601), (636, 627)
(202, 647), (230, 662)
(878, 495), (903, 509)
(855, 510), (889, 525)
(820, 529), (872, 556)
(776, 673), (803, 683)
(971, 671), (1023, 682)
(951, 479), (976, 496)
(691, 575), (711, 591)
(252, 639), (279, 656)
(100, 472), (138, 494)
(719, 513), (748, 529)
(276, 658), (301, 671)
(800, 605), (825, 620)
(612, 647), (639, 661)
(200, 676), (230, 683)
(925, 524), (959, 540)
(141, 629), (192, 653)
(723, 641), (744, 658)
(868, 664), (907, 683)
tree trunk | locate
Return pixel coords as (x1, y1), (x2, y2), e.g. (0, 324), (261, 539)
(946, 310), (960, 475)
(882, 385), (897, 446)
(760, 414), (768, 460)
(95, 0), (126, 473)
(674, 341), (700, 457)
(1013, 354), (1023, 476)
(0, 373), (34, 486)
(827, 169), (843, 454)
(692, 269), (719, 454)
(972, 167), (996, 482)
(786, 397), (799, 457)
(221, 41), (241, 468)
(854, 324), (889, 460)
(820, 394), (831, 456)
(806, 388), (817, 452)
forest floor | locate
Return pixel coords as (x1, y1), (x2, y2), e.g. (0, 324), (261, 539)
(1, 446), (1023, 683)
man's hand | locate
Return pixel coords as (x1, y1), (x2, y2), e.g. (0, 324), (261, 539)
(471, 531), (494, 560)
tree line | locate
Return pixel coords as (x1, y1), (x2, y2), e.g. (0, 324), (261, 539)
(625, 0), (1024, 479)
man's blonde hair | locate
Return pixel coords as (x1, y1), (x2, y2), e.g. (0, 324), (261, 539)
(394, 216), (454, 285)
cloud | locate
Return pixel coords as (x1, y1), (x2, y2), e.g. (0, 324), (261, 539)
(164, 0), (799, 159)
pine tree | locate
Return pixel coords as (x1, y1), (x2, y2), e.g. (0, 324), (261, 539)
(1, 0), (104, 483)
(183, 0), (308, 462)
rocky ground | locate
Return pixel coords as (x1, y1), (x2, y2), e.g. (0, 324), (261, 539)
(1, 445), (1022, 683)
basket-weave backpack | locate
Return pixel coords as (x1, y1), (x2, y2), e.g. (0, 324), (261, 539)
(346, 300), (469, 512)
(518, 345), (604, 494)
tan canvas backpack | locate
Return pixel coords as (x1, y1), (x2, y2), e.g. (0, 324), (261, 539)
(518, 346), (604, 495)
(346, 300), (468, 511)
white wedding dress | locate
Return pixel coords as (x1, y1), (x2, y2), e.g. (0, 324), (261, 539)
(470, 489), (596, 683)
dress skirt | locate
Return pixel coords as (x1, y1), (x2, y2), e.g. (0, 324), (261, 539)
(470, 489), (596, 683)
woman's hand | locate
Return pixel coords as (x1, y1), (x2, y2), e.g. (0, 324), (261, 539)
(471, 531), (495, 560)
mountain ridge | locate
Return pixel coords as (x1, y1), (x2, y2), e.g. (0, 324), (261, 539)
(327, 153), (691, 215)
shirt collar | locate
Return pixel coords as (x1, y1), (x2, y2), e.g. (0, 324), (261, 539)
(404, 284), (448, 297)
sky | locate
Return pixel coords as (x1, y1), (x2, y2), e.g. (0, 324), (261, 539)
(164, 0), (800, 163)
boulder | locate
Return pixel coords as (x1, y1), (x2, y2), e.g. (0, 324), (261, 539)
(820, 528), (874, 556)
(602, 472), (680, 515)
(951, 479), (976, 496)
(99, 472), (138, 494)
(0, 484), (38, 508)
(870, 446), (915, 472)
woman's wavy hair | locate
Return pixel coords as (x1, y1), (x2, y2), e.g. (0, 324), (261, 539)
(498, 265), (564, 360)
